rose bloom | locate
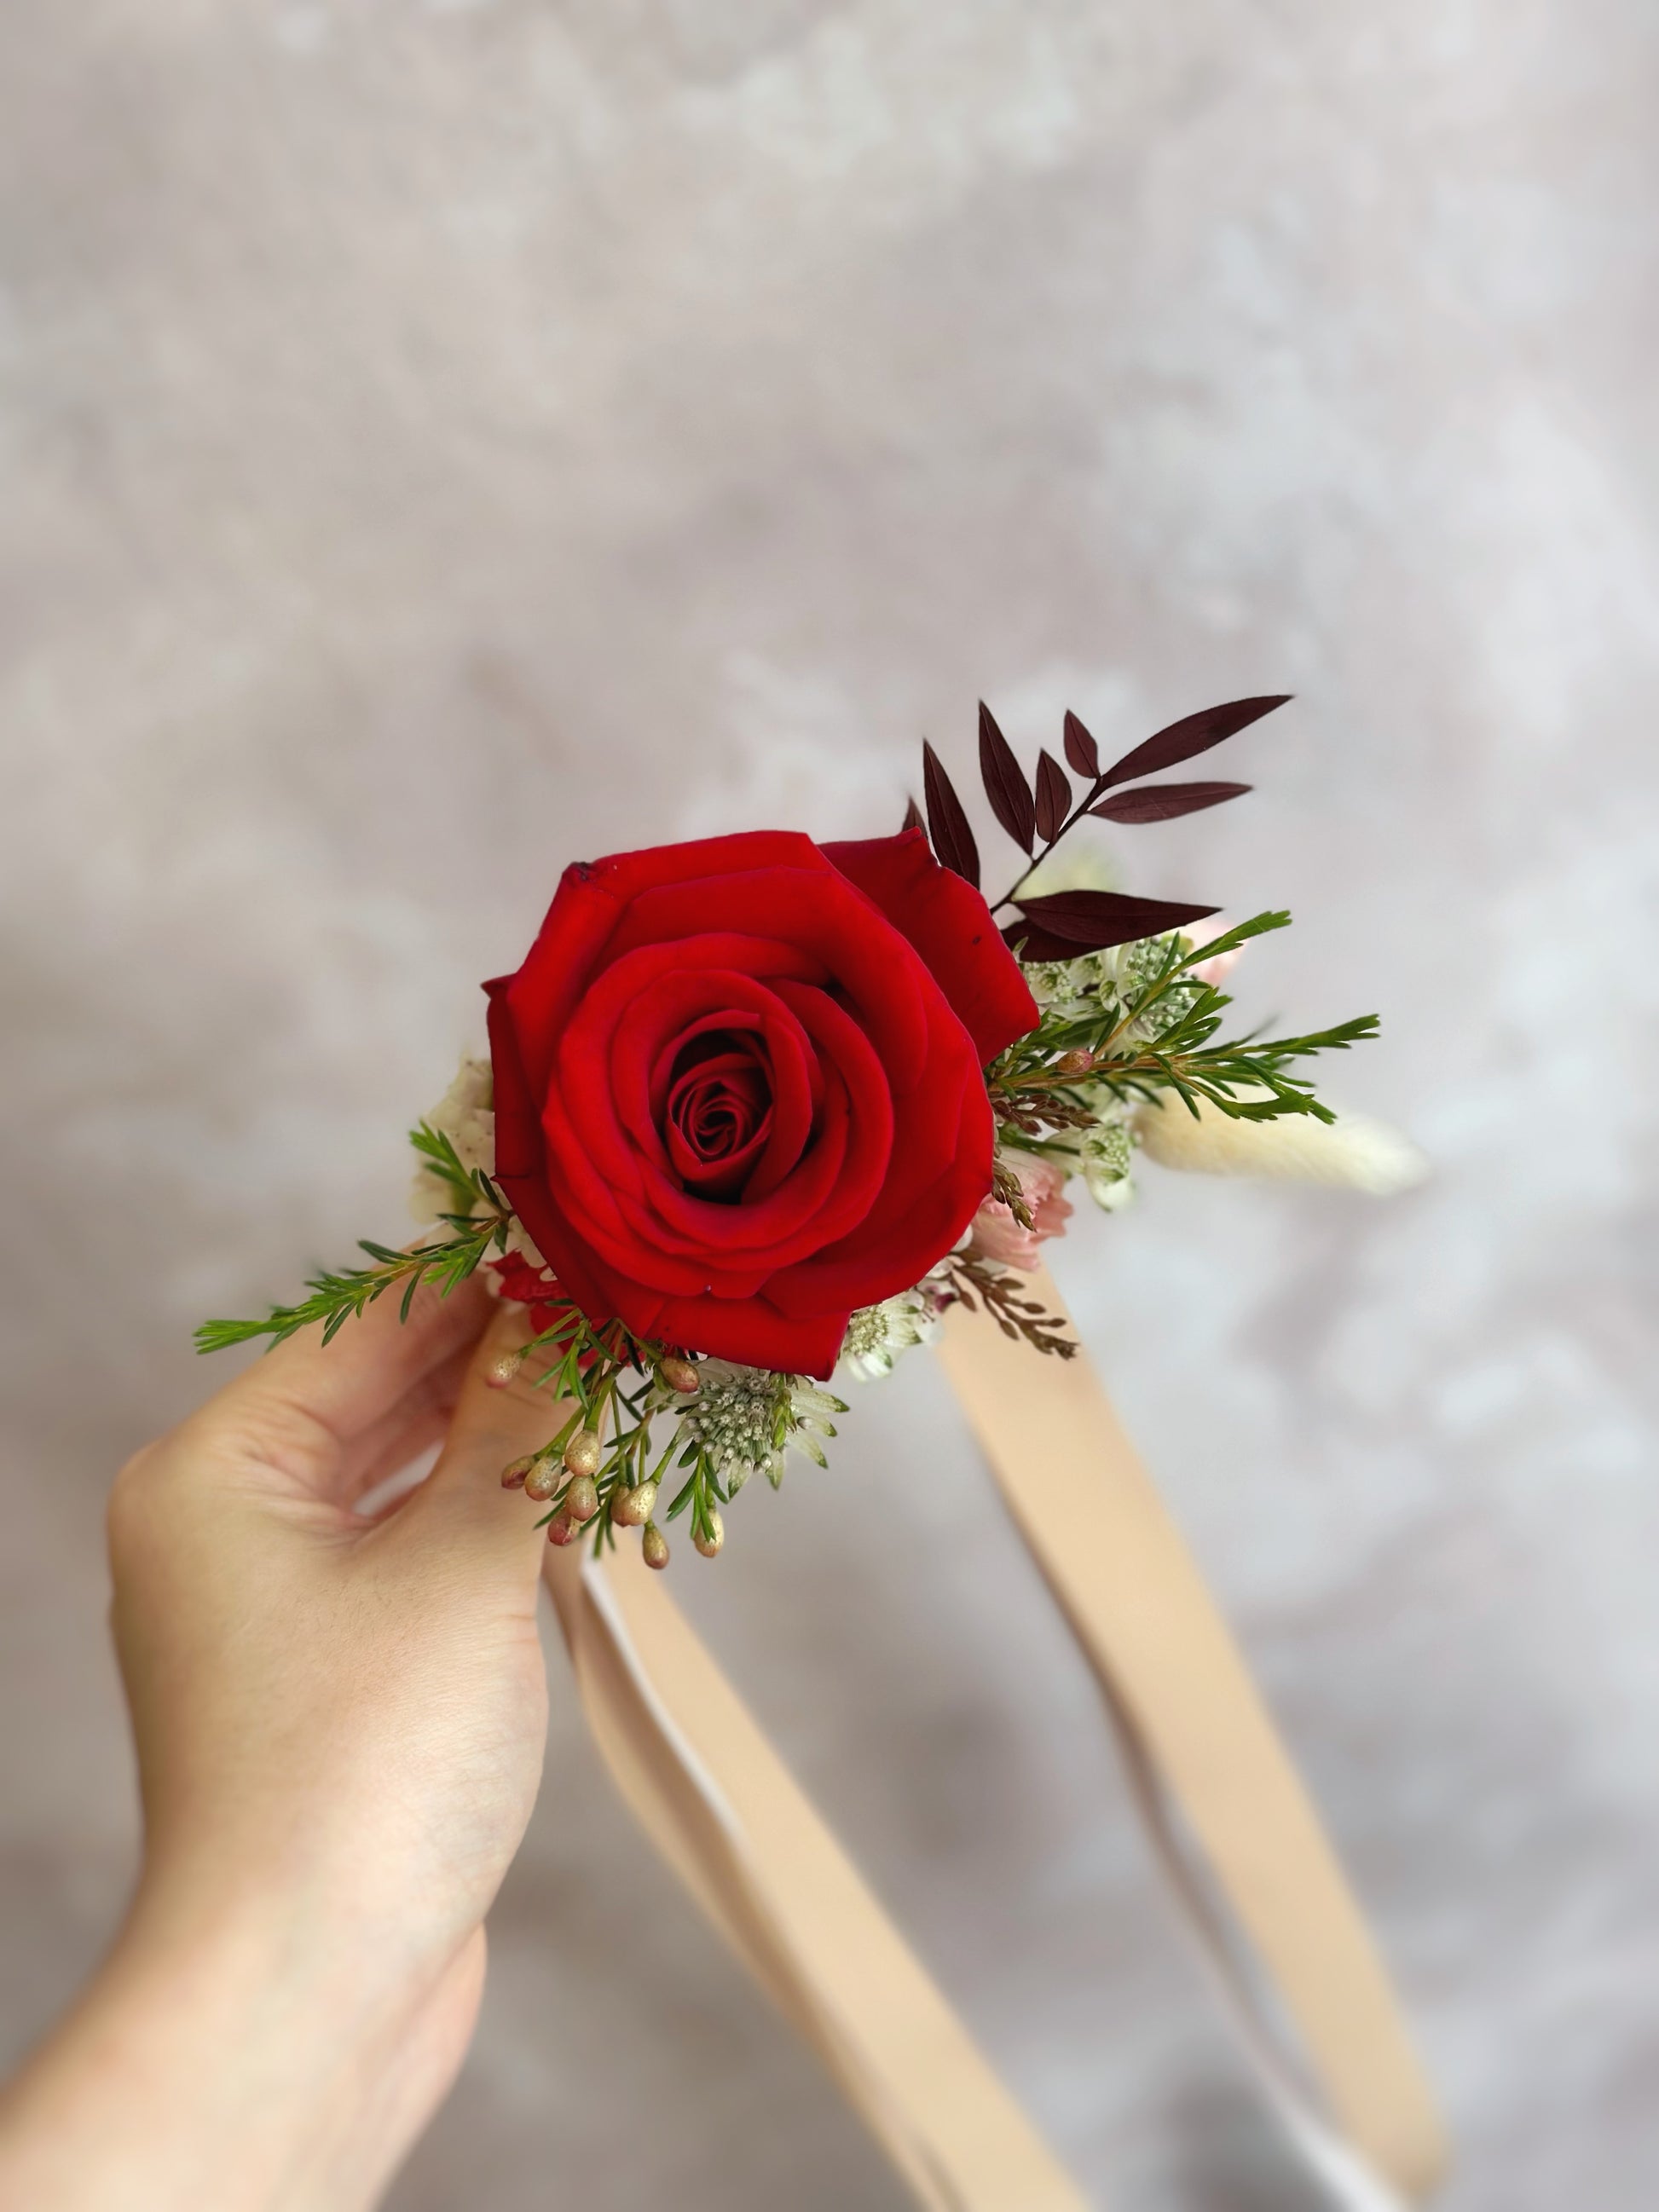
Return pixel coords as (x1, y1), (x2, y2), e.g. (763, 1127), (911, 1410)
(967, 1154), (1074, 1271)
(486, 828), (1038, 1377)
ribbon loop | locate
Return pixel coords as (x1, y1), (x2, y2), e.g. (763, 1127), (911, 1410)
(544, 1540), (1090, 2211)
(540, 1269), (1446, 2209)
(937, 1268), (1445, 2198)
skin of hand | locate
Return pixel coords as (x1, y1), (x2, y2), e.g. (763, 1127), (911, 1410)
(0, 1273), (560, 2212)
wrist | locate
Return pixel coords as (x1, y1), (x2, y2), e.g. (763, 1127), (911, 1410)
(0, 1865), (474, 2212)
(127, 1830), (454, 2029)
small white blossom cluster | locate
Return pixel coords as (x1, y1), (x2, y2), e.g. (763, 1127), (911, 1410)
(1026, 934), (1194, 1048)
(836, 1288), (942, 1383)
(1021, 955), (1101, 1022)
(1009, 927), (1233, 1222)
(658, 1362), (847, 1493)
(1007, 962), (1151, 1218)
(1096, 940), (1202, 1049)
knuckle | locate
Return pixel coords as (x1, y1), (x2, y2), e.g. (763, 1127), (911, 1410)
(105, 1435), (168, 1553)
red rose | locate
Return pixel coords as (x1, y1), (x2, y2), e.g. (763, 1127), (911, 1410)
(486, 827), (1037, 1377)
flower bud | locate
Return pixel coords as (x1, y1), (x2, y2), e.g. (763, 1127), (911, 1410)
(641, 1523), (670, 1570)
(546, 1510), (579, 1547)
(500, 1453), (536, 1491)
(658, 1355), (700, 1395)
(523, 1457), (562, 1503)
(1054, 1048), (1096, 1077)
(692, 1510), (725, 1559)
(563, 1473), (599, 1523)
(611, 1480), (658, 1528)
(485, 1346), (526, 1389)
(564, 1428), (604, 1478)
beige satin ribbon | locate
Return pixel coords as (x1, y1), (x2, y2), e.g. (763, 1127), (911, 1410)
(540, 1268), (1447, 2209)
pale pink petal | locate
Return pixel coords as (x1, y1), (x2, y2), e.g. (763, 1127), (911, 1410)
(967, 1155), (1074, 1268)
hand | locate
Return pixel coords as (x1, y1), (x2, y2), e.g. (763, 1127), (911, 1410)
(0, 1273), (560, 2212)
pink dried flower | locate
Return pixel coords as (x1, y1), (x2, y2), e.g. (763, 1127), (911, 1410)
(968, 1155), (1074, 1270)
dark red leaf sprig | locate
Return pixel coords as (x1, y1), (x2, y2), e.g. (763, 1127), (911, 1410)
(921, 740), (979, 885)
(910, 695), (1289, 959)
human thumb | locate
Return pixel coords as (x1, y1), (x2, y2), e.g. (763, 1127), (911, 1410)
(398, 1299), (568, 1577)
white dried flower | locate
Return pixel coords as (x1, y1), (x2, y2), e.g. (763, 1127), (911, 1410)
(1094, 934), (1168, 1002)
(836, 1289), (941, 1383)
(1078, 1116), (1136, 1211)
(1019, 931), (1201, 1049)
(1091, 933), (1200, 1050)
(431, 1055), (494, 1171)
(408, 1056), (551, 1272)
(655, 1362), (847, 1493)
(1132, 1091), (1428, 1194)
(1036, 1098), (1136, 1214)
(409, 1054), (496, 1226)
(1021, 953), (1102, 1021)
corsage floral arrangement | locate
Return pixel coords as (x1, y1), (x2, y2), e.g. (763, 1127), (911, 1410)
(200, 696), (1413, 1566)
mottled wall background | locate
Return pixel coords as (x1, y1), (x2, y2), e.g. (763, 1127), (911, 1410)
(2, 4), (1656, 2208)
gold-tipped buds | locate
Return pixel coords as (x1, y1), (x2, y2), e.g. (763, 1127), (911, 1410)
(485, 1346), (527, 1389)
(523, 1456), (562, 1503)
(641, 1523), (670, 1571)
(563, 1428), (604, 1478)
(658, 1355), (700, 1395)
(692, 1510), (725, 1559)
(610, 1480), (658, 1528)
(500, 1453), (537, 1492)
(562, 1473), (599, 1524)
(1054, 1047), (1097, 1077)
(546, 1510), (579, 1547)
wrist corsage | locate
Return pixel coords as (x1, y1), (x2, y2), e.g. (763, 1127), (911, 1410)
(199, 694), (1413, 1566)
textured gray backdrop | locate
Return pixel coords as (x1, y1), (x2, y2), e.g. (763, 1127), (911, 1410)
(2, 4), (1656, 2208)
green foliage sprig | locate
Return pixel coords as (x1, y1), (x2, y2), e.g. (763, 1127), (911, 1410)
(193, 1224), (505, 1354)
(991, 912), (1377, 1149)
(194, 1125), (513, 1354)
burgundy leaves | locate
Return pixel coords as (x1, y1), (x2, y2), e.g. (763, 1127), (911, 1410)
(905, 694), (1292, 959)
(1093, 694), (1287, 789)
(1091, 781), (1251, 823)
(922, 740), (980, 887)
(979, 703), (1036, 853)
(1034, 749), (1069, 845)
(1061, 709), (1100, 779)
(1008, 891), (1222, 962)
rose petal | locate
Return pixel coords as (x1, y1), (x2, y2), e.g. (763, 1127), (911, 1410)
(825, 828), (1039, 1063)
